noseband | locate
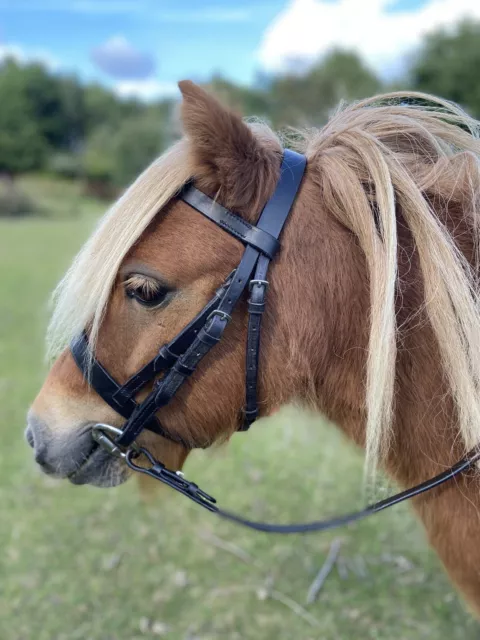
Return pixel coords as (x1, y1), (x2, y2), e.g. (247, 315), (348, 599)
(70, 148), (480, 534)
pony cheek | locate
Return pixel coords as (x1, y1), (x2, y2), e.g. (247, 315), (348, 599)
(139, 429), (190, 472)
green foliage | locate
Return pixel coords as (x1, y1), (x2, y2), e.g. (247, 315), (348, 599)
(82, 126), (117, 183)
(83, 114), (164, 189)
(111, 112), (165, 185)
(3, 18), (480, 187)
(83, 83), (143, 132)
(0, 60), (47, 175)
(205, 51), (382, 129)
(18, 173), (105, 218)
(268, 50), (382, 127)
(410, 20), (480, 118)
(208, 75), (273, 119)
(21, 62), (85, 149)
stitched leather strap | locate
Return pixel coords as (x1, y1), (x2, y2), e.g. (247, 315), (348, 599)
(242, 255), (270, 428)
(115, 243), (261, 447)
(114, 150), (306, 447)
(110, 275), (234, 403)
(70, 274), (235, 447)
(181, 186), (280, 259)
(242, 150), (306, 428)
(70, 333), (164, 437)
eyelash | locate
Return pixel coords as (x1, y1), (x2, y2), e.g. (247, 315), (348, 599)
(124, 276), (170, 308)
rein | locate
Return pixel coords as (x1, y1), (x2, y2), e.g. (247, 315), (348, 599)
(94, 423), (480, 534)
(71, 148), (480, 534)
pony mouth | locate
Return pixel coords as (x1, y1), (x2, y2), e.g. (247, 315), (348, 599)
(67, 434), (129, 487)
(66, 438), (99, 481)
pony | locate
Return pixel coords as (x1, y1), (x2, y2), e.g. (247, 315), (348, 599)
(27, 80), (480, 612)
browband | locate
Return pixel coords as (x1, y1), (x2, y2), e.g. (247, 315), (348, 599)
(181, 187), (280, 259)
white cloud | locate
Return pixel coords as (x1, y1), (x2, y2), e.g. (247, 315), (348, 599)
(114, 79), (179, 101)
(258, 0), (480, 77)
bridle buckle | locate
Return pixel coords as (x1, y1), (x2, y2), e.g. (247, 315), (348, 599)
(249, 279), (269, 292)
(206, 309), (232, 324)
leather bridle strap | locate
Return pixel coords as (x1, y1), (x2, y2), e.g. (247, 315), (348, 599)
(76, 138), (480, 534)
(242, 151), (307, 428)
(71, 273), (236, 447)
(71, 149), (306, 449)
(181, 187), (281, 258)
(124, 444), (480, 534)
(108, 149), (306, 448)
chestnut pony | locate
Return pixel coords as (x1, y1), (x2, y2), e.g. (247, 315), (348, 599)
(28, 81), (480, 611)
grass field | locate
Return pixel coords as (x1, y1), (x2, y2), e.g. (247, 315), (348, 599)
(0, 185), (479, 639)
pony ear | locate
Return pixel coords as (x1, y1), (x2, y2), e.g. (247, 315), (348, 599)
(178, 80), (280, 214)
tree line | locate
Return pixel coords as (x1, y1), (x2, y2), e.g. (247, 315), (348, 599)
(2, 19), (480, 193)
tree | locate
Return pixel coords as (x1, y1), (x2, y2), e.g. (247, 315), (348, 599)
(410, 20), (480, 118)
(112, 113), (165, 186)
(268, 50), (382, 127)
(0, 59), (46, 176)
(83, 83), (143, 133)
(21, 62), (79, 149)
(207, 75), (272, 120)
(83, 125), (116, 184)
(83, 113), (165, 194)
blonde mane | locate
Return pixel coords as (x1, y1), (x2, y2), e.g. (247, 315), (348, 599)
(48, 91), (480, 481)
(297, 91), (480, 480)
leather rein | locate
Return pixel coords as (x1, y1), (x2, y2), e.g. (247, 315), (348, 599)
(70, 149), (480, 534)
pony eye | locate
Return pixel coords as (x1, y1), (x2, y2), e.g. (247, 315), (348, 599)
(124, 275), (170, 308)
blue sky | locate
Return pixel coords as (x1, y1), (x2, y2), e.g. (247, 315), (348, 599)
(0, 0), (478, 100)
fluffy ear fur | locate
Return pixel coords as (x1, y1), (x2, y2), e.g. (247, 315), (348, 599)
(178, 80), (281, 217)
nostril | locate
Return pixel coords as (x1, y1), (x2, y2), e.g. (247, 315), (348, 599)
(25, 413), (60, 476)
(26, 414), (55, 471)
(34, 446), (48, 466)
(25, 426), (35, 449)
(33, 445), (56, 474)
(26, 412), (49, 453)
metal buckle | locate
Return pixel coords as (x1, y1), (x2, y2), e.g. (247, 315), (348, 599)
(215, 269), (236, 297)
(249, 279), (269, 292)
(91, 424), (139, 459)
(125, 447), (218, 512)
(206, 309), (232, 324)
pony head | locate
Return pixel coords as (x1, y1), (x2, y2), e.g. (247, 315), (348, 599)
(28, 82), (480, 499)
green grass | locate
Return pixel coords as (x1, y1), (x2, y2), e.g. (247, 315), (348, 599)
(0, 197), (478, 639)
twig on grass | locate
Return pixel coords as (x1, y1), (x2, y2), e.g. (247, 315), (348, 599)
(199, 529), (255, 565)
(270, 589), (320, 627)
(306, 538), (343, 604)
(208, 583), (319, 628)
(350, 554), (368, 579)
(336, 555), (349, 580)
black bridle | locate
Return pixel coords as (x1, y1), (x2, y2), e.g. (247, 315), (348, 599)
(72, 149), (307, 449)
(70, 148), (480, 534)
